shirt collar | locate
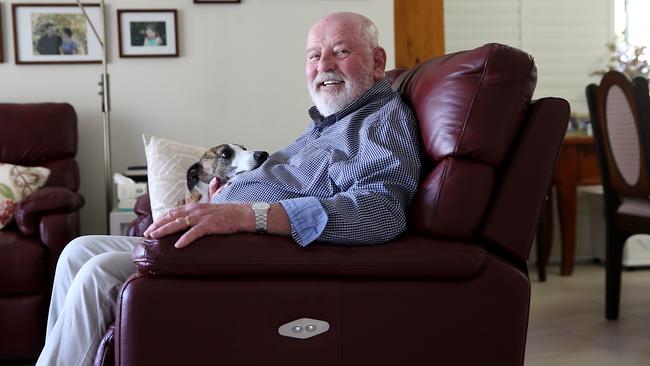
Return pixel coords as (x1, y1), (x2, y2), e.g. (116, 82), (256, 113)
(308, 78), (393, 125)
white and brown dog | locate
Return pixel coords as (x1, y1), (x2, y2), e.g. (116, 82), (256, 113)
(186, 144), (268, 203)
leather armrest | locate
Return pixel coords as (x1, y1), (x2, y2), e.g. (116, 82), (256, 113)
(127, 194), (153, 237)
(93, 324), (115, 366)
(15, 187), (84, 236)
(133, 233), (486, 280)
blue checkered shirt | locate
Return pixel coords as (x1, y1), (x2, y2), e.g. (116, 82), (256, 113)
(212, 78), (421, 246)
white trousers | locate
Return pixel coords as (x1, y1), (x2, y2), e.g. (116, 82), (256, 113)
(36, 235), (141, 366)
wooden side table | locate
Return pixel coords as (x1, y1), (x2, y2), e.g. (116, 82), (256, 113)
(540, 135), (601, 276)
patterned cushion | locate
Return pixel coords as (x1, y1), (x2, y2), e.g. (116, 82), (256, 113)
(0, 163), (51, 229)
(143, 135), (205, 221)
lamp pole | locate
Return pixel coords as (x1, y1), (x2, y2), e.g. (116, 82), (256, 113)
(77, 0), (112, 233)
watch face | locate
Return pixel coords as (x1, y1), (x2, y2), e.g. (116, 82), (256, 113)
(252, 202), (270, 210)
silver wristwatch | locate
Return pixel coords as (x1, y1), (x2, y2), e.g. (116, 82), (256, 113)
(251, 202), (271, 234)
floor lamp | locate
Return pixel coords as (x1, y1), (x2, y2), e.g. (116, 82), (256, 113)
(77, 0), (112, 234)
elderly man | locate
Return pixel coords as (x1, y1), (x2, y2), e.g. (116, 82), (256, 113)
(37, 12), (420, 365)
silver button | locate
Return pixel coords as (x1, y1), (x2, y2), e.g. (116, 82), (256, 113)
(279, 318), (330, 339)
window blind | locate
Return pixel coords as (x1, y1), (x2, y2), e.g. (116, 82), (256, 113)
(445, 0), (613, 114)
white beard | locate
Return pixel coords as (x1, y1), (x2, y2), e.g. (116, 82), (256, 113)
(308, 71), (375, 116)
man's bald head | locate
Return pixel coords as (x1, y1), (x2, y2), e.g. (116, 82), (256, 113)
(309, 12), (380, 49)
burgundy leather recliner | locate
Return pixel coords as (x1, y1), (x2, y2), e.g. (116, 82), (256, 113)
(0, 103), (84, 361)
(98, 43), (569, 366)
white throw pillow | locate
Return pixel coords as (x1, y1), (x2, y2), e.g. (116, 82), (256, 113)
(143, 134), (206, 221)
(0, 163), (51, 229)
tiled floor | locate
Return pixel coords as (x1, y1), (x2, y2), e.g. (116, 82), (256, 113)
(526, 263), (650, 365)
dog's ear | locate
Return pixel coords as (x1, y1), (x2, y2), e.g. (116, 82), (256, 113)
(186, 162), (202, 191)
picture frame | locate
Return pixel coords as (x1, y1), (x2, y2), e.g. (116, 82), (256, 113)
(117, 9), (178, 58)
(11, 3), (103, 65)
(194, 0), (241, 3)
(0, 5), (4, 63)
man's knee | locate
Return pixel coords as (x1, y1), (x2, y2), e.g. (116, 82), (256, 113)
(57, 235), (97, 270)
(77, 252), (135, 288)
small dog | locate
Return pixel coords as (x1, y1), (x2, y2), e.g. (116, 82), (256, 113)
(186, 144), (268, 203)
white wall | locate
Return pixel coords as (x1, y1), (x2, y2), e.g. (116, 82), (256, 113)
(0, 0), (395, 235)
(445, 0), (614, 115)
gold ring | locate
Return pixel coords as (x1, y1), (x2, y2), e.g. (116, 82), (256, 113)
(183, 216), (191, 227)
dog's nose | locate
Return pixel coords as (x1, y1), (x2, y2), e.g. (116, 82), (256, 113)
(254, 151), (269, 163)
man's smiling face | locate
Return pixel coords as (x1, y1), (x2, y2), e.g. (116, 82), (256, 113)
(305, 14), (383, 116)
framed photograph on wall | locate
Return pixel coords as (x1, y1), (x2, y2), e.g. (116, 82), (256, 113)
(11, 3), (103, 65)
(1, 5), (4, 63)
(117, 9), (178, 58)
(194, 0), (241, 3)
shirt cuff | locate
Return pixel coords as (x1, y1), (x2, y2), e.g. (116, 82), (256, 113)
(279, 197), (328, 247)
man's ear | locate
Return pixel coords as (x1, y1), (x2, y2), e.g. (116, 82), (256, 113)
(373, 47), (387, 80)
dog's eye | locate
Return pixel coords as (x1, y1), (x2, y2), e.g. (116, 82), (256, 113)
(221, 149), (232, 159)
(240, 146), (247, 151)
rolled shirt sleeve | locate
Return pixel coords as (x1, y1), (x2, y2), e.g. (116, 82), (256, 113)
(279, 197), (328, 246)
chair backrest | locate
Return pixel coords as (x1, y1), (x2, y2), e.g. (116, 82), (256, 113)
(392, 43), (569, 261)
(586, 71), (650, 200)
(0, 103), (79, 191)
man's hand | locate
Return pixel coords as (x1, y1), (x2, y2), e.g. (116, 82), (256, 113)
(143, 203), (251, 249)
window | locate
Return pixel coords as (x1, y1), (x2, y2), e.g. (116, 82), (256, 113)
(615, 0), (650, 48)
(606, 0), (649, 78)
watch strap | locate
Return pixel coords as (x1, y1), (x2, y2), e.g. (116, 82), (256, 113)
(252, 202), (270, 234)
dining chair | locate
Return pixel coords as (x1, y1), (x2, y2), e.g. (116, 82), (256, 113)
(586, 71), (650, 319)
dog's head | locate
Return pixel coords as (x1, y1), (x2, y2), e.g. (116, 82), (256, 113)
(186, 144), (268, 193)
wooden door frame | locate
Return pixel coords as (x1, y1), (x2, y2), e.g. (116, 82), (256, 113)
(394, 0), (445, 69)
